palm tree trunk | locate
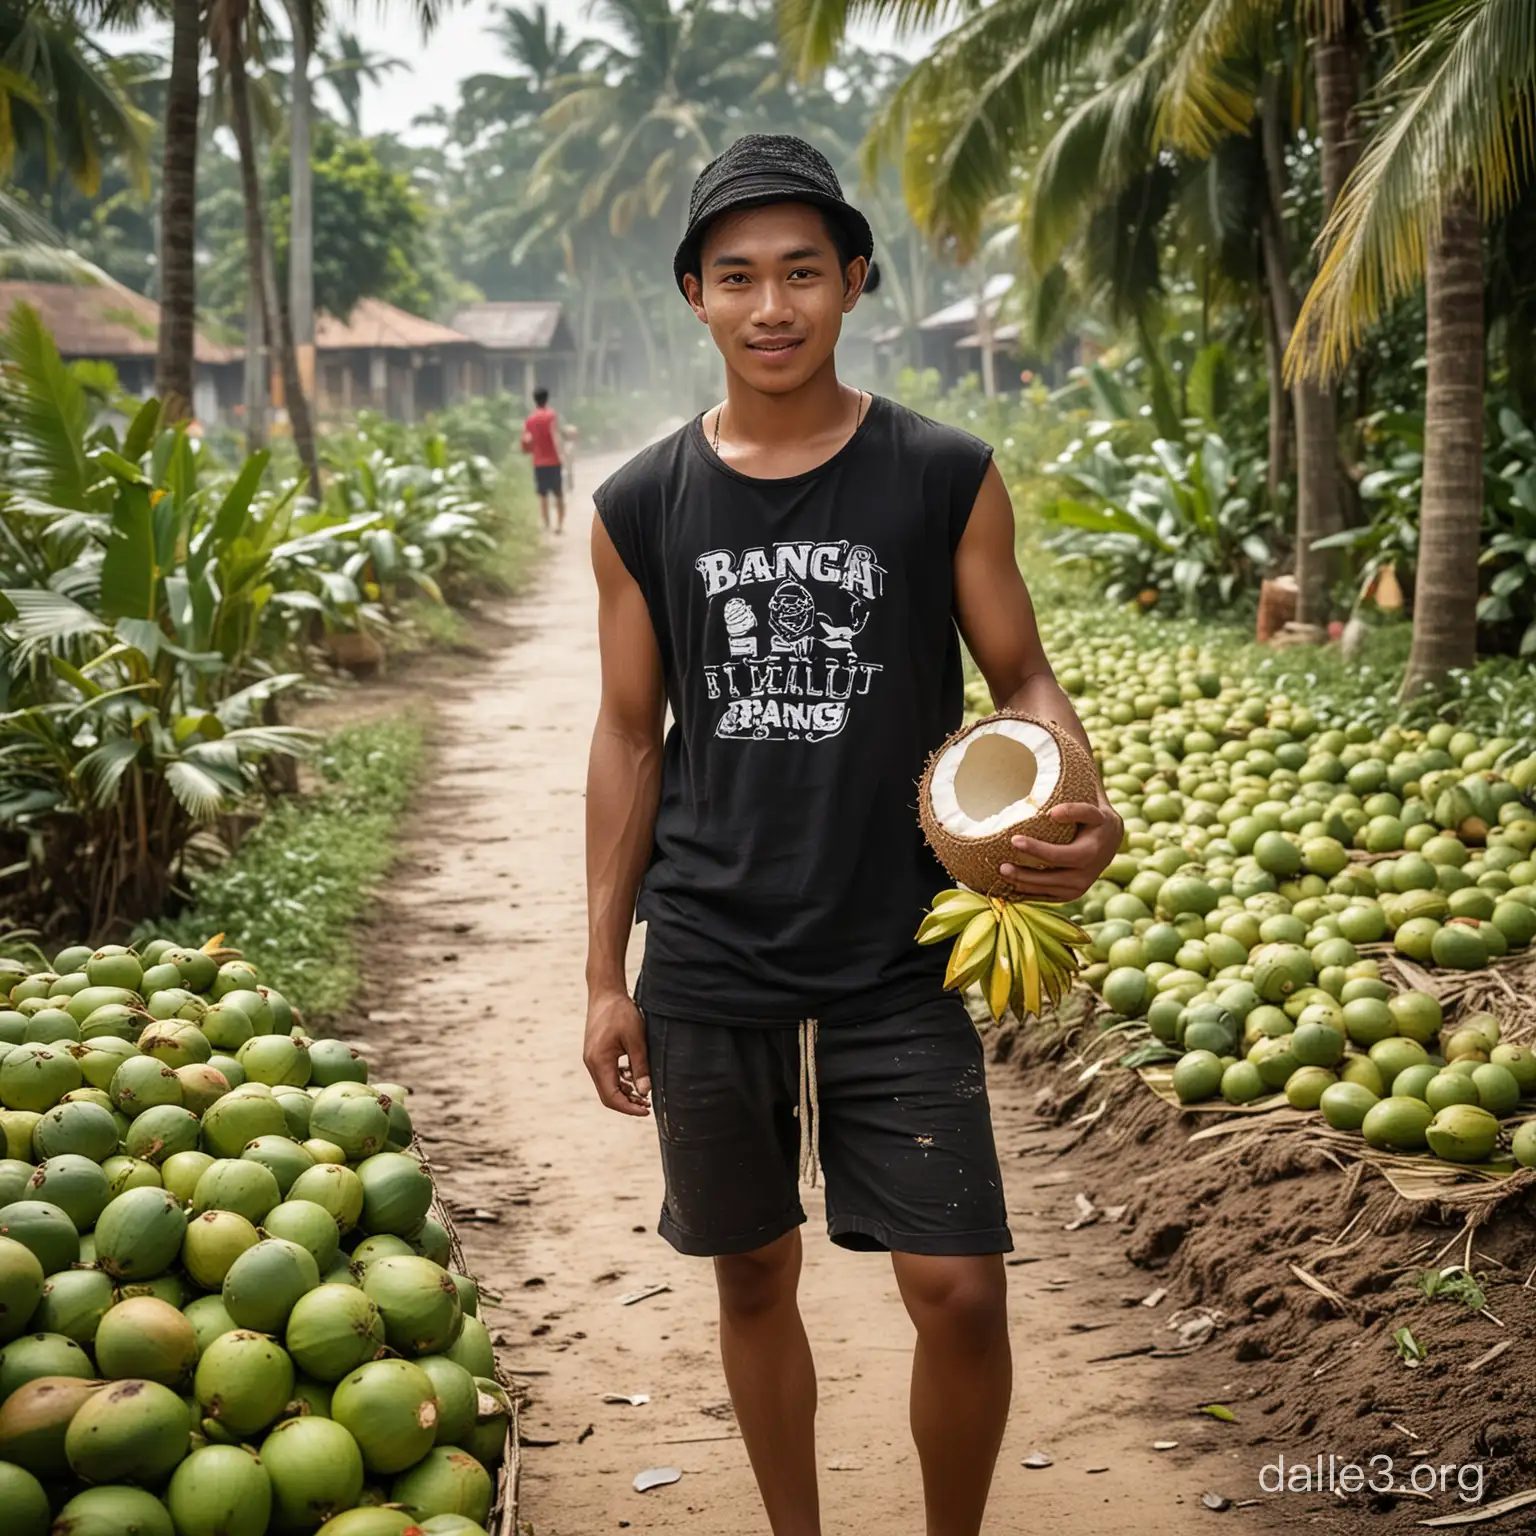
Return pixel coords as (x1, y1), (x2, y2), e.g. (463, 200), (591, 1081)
(1401, 195), (1485, 699)
(155, 0), (201, 424)
(227, 27), (275, 458)
(1261, 291), (1290, 504)
(243, 254), (268, 451)
(286, 0), (316, 404)
(1260, 87), (1339, 628)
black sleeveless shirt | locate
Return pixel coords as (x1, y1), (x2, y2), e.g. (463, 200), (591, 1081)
(595, 395), (995, 1026)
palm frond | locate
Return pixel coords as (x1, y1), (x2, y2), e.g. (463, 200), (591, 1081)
(75, 735), (140, 807)
(1157, 0), (1281, 154)
(1289, 0), (1536, 381)
(779, 0), (972, 77)
(1, 589), (110, 651)
(163, 759), (228, 820)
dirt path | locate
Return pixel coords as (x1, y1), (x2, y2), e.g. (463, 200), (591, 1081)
(361, 452), (1270, 1535)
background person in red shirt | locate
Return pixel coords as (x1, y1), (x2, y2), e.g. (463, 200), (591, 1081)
(521, 387), (565, 532)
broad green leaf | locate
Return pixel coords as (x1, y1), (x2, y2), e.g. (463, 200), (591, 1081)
(204, 452), (269, 572)
(98, 483), (157, 621)
(48, 655), (103, 698)
(114, 617), (162, 663)
(76, 738), (141, 807)
(122, 397), (161, 461)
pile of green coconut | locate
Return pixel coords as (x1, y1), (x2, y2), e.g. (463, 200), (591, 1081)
(982, 624), (1536, 1168)
(0, 938), (505, 1536)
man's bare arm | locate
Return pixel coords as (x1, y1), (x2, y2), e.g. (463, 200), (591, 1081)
(584, 517), (666, 1115)
(952, 461), (1122, 900)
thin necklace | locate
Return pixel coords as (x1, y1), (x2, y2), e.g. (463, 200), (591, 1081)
(711, 389), (869, 455)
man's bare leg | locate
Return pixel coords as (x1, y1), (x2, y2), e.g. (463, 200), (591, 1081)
(715, 1229), (820, 1536)
(537, 493), (551, 532)
(892, 1252), (1011, 1536)
(554, 491), (566, 533)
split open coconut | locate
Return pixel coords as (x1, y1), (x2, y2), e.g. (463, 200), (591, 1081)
(918, 713), (1101, 894)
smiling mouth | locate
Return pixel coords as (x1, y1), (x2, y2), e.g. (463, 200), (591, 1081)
(748, 338), (803, 354)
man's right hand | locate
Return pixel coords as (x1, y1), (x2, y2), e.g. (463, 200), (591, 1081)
(583, 990), (652, 1117)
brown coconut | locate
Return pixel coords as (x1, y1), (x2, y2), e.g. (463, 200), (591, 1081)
(917, 712), (1100, 894)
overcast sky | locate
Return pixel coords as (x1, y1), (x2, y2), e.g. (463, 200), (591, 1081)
(112, 1), (921, 142)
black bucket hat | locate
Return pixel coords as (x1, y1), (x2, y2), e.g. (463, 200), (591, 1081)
(673, 133), (878, 297)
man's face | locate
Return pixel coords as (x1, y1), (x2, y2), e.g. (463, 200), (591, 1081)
(684, 203), (867, 394)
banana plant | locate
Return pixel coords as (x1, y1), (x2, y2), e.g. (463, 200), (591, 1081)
(0, 303), (311, 929)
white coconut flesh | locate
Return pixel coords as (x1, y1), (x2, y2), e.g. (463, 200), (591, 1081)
(929, 719), (1063, 840)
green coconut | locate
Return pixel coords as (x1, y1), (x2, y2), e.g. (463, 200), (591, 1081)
(0, 1331), (94, 1398)
(175, 1066), (230, 1121)
(73, 1036), (141, 1091)
(194, 1329), (296, 1437)
(93, 1296), (198, 1387)
(236, 1034), (310, 1088)
(0, 1156), (31, 1205)
(124, 1104), (202, 1166)
(139, 1023), (213, 1071)
(0, 1010), (27, 1047)
(418, 1354), (478, 1446)
(261, 1414), (367, 1528)
(273, 1085), (314, 1140)
(197, 1005), (254, 1053)
(161, 1149), (216, 1204)
(222, 1237), (320, 1334)
(263, 1198), (341, 1271)
(0, 1450), (52, 1534)
(139, 962), (183, 997)
(450, 1273), (479, 1319)
(64, 1376), (190, 1484)
(103, 1155), (164, 1198)
(419, 1513), (490, 1535)
(183, 1294), (239, 1356)
(355, 1152), (433, 1238)
(1425, 1103), (1501, 1164)
(285, 1284), (387, 1381)
(383, 1096), (413, 1153)
(207, 1053), (246, 1088)
(85, 949), (144, 992)
(442, 1315), (496, 1380)
(190, 1159), (282, 1225)
(308, 1039), (369, 1087)
(118, 1273), (188, 1309)
(33, 1099), (119, 1162)
(23, 1007), (80, 1044)
(24, 1154), (109, 1231)
(32, 1267), (115, 1345)
(241, 1134), (315, 1197)
(1, 1041), (83, 1112)
(364, 1255), (463, 1357)
(0, 1199), (80, 1276)
(111, 1056), (184, 1117)
(218, 988), (273, 1032)
(51, 1485), (176, 1536)
(181, 1209), (260, 1292)
(309, 1085), (391, 1161)
(146, 988), (206, 1023)
(94, 1185), (188, 1281)
(461, 1378), (510, 1469)
(0, 1108), (43, 1158)
(331, 1357), (440, 1474)
(304, 1138), (347, 1166)
(289, 1164), (366, 1234)
(413, 1218), (452, 1269)
(352, 1234), (415, 1268)
(201, 1091), (289, 1160)
(166, 949), (219, 995)
(0, 1234), (45, 1343)
(390, 1446), (493, 1525)
(165, 1444), (273, 1536)
(65, 987), (142, 1027)
(258, 986), (294, 1034)
(78, 1004), (146, 1044)
(0, 1374), (103, 1477)
(313, 1512), (419, 1536)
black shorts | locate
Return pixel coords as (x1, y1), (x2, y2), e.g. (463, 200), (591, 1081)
(534, 464), (562, 496)
(646, 997), (1012, 1258)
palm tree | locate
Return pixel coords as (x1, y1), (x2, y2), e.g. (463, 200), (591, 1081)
(489, 1), (597, 94)
(1288, 0), (1535, 694)
(788, 0), (1365, 624)
(316, 28), (405, 134)
(156, 0), (202, 421)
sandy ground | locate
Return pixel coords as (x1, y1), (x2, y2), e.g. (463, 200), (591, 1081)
(359, 452), (1270, 1535)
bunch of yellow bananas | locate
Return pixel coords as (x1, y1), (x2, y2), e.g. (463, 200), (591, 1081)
(915, 888), (1092, 1022)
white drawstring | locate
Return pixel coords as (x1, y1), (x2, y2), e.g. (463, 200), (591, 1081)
(798, 1018), (821, 1188)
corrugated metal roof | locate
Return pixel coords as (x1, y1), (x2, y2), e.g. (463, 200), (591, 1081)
(918, 274), (1014, 331)
(448, 301), (568, 352)
(0, 280), (239, 363)
(315, 297), (472, 350)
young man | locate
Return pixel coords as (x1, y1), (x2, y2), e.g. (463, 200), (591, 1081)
(583, 134), (1122, 1536)
(521, 386), (565, 532)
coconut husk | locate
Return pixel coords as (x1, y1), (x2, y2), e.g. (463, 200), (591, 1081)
(917, 713), (1101, 895)
(413, 1135), (521, 1534)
